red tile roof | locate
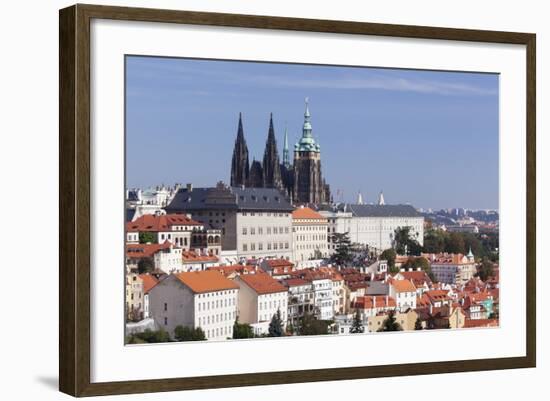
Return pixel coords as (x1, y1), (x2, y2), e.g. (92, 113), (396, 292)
(139, 274), (159, 293)
(391, 279), (416, 293)
(181, 250), (218, 263)
(398, 270), (432, 287)
(354, 295), (396, 309)
(463, 318), (499, 328)
(292, 207), (327, 220)
(238, 273), (288, 295)
(175, 271), (239, 293)
(208, 264), (258, 276)
(126, 241), (172, 258)
(127, 214), (202, 232)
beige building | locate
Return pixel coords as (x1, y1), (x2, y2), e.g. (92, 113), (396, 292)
(366, 309), (419, 332)
(292, 206), (329, 262)
(126, 272), (144, 321)
(234, 273), (288, 336)
(148, 271), (239, 341)
(166, 184), (294, 261)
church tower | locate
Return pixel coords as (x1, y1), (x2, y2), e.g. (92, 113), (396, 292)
(262, 113), (284, 189)
(230, 113), (250, 187)
(293, 99), (329, 204)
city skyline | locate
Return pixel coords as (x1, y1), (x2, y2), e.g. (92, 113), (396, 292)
(126, 56), (499, 210)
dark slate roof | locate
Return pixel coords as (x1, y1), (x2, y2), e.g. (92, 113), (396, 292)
(344, 204), (421, 218)
(126, 208), (136, 222)
(166, 185), (293, 212)
(127, 190), (139, 202)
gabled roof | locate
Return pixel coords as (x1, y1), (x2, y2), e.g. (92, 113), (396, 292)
(238, 273), (288, 295)
(391, 279), (416, 293)
(292, 207), (327, 220)
(126, 241), (173, 259)
(398, 270), (432, 287)
(127, 214), (202, 232)
(175, 271), (239, 293)
(139, 274), (159, 293)
(181, 250), (218, 263)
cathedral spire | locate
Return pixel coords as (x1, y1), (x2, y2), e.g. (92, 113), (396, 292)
(282, 122), (290, 168)
(262, 113), (283, 189)
(230, 112), (249, 187)
(357, 191), (364, 205)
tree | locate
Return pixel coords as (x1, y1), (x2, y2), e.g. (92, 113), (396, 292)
(174, 325), (206, 341)
(128, 328), (171, 343)
(349, 309), (364, 334)
(268, 309), (284, 337)
(137, 257), (154, 274)
(139, 232), (156, 244)
(233, 318), (254, 339)
(422, 229), (446, 253)
(445, 232), (465, 254)
(414, 317), (423, 330)
(330, 232), (353, 266)
(377, 311), (403, 332)
(476, 257), (495, 281)
(393, 227), (422, 256)
(299, 312), (330, 336)
(380, 248), (397, 273)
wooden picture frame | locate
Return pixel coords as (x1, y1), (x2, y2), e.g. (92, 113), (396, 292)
(59, 3), (536, 397)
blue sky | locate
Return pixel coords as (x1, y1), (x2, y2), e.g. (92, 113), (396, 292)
(126, 56), (499, 210)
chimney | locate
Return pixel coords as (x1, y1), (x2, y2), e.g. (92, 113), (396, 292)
(186, 183), (193, 192)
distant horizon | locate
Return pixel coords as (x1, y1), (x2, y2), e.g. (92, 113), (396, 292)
(126, 56), (499, 211)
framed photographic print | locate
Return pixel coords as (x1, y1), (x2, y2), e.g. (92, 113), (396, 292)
(59, 4), (536, 397)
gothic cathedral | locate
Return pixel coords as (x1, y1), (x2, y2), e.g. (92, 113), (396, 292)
(230, 99), (331, 205)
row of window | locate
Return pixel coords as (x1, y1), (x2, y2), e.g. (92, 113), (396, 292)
(259, 299), (287, 311)
(198, 311), (236, 326)
(293, 225), (327, 231)
(198, 298), (236, 311)
(242, 212), (288, 217)
(295, 234), (327, 242)
(242, 226), (290, 235)
(242, 242), (290, 251)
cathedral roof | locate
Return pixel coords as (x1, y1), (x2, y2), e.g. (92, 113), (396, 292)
(166, 185), (293, 212)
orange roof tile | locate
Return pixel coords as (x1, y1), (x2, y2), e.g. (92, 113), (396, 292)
(391, 279), (416, 293)
(238, 273), (288, 295)
(181, 250), (218, 263)
(354, 295), (396, 309)
(208, 264), (258, 276)
(175, 271), (239, 293)
(292, 207), (327, 220)
(139, 274), (159, 293)
(127, 214), (202, 232)
(126, 241), (173, 258)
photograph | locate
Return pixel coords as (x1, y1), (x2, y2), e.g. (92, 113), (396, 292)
(124, 55), (500, 344)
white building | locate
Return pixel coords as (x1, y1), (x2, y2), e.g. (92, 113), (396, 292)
(283, 278), (315, 327)
(153, 245), (183, 273)
(389, 279), (417, 312)
(234, 273), (288, 336)
(148, 271), (239, 341)
(423, 250), (476, 285)
(321, 202), (424, 254)
(166, 183), (294, 261)
(292, 206), (329, 262)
